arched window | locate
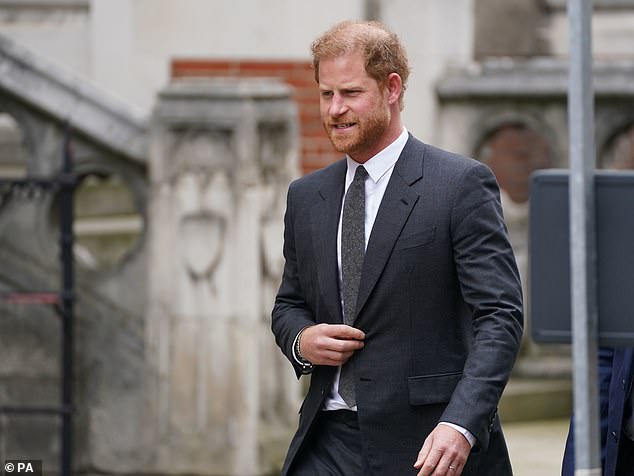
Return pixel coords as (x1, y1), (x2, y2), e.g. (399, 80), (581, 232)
(600, 123), (634, 170)
(477, 123), (552, 203)
(51, 170), (144, 271)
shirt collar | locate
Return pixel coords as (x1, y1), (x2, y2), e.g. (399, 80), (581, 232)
(346, 128), (409, 183)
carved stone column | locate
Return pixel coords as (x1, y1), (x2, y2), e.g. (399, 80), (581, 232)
(146, 78), (299, 475)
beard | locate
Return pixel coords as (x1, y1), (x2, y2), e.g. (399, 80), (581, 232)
(323, 100), (391, 159)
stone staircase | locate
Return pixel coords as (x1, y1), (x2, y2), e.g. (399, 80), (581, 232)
(499, 352), (573, 423)
(500, 377), (572, 423)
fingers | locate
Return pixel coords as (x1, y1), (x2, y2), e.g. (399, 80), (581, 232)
(414, 425), (470, 476)
(315, 348), (355, 365)
(326, 324), (365, 341)
(319, 350), (355, 366)
(304, 324), (365, 349)
(425, 458), (463, 476)
(328, 335), (364, 353)
(448, 463), (462, 474)
(300, 324), (365, 365)
(413, 432), (433, 469)
(416, 454), (464, 476)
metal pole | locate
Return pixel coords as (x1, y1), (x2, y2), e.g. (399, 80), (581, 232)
(364, 0), (381, 21)
(59, 127), (75, 476)
(568, 1), (601, 475)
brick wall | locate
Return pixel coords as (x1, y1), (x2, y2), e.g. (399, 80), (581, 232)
(171, 59), (339, 175)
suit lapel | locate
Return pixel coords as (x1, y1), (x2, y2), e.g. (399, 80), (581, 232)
(355, 137), (425, 319)
(311, 160), (347, 324)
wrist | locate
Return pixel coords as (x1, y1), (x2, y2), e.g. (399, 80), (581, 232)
(294, 327), (314, 374)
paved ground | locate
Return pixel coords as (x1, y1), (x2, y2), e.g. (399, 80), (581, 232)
(505, 418), (569, 476)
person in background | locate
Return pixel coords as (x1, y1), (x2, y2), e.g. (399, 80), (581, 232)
(562, 347), (634, 476)
(271, 20), (524, 476)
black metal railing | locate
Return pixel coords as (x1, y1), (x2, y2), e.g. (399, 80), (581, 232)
(0, 128), (76, 476)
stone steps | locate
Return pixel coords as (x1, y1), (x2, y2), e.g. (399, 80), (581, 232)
(499, 377), (572, 423)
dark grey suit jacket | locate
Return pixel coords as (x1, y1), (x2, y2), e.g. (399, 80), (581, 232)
(272, 135), (524, 475)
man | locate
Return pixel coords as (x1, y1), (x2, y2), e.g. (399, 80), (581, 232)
(562, 347), (634, 476)
(271, 20), (523, 476)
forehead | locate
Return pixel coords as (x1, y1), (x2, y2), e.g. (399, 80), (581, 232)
(318, 51), (374, 87)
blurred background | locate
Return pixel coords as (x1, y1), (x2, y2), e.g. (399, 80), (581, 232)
(1, 1), (633, 474)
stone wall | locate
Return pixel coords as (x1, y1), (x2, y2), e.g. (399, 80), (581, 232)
(143, 77), (300, 476)
(474, 0), (550, 58)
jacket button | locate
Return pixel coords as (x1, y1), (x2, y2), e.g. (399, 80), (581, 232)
(623, 379), (627, 389)
(612, 431), (618, 442)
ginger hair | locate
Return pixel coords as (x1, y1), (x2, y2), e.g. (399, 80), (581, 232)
(311, 20), (410, 110)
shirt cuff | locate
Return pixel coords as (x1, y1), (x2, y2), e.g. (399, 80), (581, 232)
(439, 422), (476, 448)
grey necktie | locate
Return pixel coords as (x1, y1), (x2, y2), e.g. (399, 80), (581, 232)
(339, 165), (367, 408)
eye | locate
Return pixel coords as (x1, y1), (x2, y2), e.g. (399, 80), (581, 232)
(340, 89), (362, 97)
(320, 91), (333, 99)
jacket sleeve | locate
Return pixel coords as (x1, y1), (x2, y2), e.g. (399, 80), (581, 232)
(440, 162), (524, 450)
(271, 181), (316, 378)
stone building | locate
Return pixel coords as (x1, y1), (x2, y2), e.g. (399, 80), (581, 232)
(1, 1), (634, 475)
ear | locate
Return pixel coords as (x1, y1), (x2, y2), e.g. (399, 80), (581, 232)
(385, 73), (402, 106)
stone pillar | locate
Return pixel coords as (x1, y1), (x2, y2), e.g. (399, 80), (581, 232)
(146, 78), (299, 475)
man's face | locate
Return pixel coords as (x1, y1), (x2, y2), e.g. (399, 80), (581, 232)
(318, 51), (391, 163)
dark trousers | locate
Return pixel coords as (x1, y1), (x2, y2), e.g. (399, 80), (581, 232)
(289, 410), (371, 476)
(616, 435), (634, 476)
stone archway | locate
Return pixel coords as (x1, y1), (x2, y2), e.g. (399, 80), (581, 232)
(600, 122), (634, 170)
(477, 121), (553, 204)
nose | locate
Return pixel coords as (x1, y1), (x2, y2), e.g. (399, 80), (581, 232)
(329, 94), (348, 117)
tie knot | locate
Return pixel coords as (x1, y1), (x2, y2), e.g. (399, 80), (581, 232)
(353, 165), (368, 182)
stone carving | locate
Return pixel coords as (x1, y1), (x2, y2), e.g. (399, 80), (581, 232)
(177, 172), (229, 288)
(167, 128), (233, 181)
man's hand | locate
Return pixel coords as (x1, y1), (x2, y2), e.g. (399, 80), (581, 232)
(413, 424), (471, 476)
(300, 324), (365, 366)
